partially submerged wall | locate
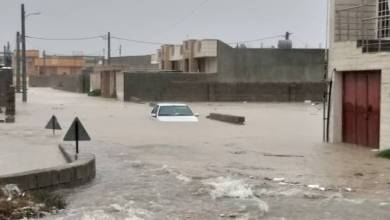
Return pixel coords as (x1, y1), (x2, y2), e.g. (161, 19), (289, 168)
(29, 74), (90, 93)
(0, 68), (13, 106)
(123, 72), (325, 102)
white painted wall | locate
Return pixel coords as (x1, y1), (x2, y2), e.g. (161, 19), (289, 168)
(116, 72), (124, 101)
(205, 57), (217, 73)
(90, 72), (101, 92)
(170, 45), (183, 61)
(194, 40), (217, 58)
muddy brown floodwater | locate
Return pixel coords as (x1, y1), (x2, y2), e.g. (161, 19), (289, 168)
(9, 88), (390, 220)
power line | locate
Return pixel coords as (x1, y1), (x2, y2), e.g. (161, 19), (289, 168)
(26, 35), (104, 41)
(111, 36), (169, 45)
(228, 34), (284, 45)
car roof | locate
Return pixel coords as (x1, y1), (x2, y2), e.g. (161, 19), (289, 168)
(157, 103), (188, 107)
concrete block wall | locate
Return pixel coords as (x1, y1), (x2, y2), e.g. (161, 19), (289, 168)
(217, 41), (326, 83)
(29, 74), (90, 93)
(123, 72), (325, 102)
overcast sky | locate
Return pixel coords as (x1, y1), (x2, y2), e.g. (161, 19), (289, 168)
(0, 0), (328, 57)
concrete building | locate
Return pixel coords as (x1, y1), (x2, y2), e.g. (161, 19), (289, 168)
(34, 55), (85, 76)
(12, 50), (103, 76)
(89, 55), (159, 98)
(159, 39), (218, 73)
(328, 0), (390, 150)
(157, 39), (325, 83)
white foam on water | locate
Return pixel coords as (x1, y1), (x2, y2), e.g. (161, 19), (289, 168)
(203, 177), (254, 199)
(203, 177), (269, 216)
(176, 174), (192, 183)
(81, 210), (115, 220)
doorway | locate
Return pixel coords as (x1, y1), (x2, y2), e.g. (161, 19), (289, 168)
(342, 71), (381, 148)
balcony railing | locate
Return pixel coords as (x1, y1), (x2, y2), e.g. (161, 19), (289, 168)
(335, 3), (390, 52)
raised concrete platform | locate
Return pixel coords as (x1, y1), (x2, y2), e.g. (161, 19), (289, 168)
(0, 144), (95, 191)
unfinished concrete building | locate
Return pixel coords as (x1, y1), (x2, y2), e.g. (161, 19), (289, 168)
(157, 39), (324, 83)
(159, 39), (218, 73)
(328, 0), (390, 150)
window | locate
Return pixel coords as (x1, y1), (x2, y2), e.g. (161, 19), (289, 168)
(378, 0), (390, 38)
(158, 106), (194, 116)
(198, 42), (202, 52)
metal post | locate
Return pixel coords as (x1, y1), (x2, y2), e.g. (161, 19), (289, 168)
(16, 32), (21, 92)
(43, 50), (46, 75)
(21, 4), (27, 102)
(75, 120), (79, 157)
(107, 32), (111, 65)
(3, 46), (6, 66)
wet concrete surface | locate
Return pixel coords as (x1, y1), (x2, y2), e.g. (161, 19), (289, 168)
(5, 88), (390, 219)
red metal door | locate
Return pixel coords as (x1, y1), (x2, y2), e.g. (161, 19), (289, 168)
(342, 71), (380, 148)
(356, 73), (368, 146)
(343, 72), (357, 144)
(367, 72), (381, 148)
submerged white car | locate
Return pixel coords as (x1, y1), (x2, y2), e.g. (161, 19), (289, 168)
(151, 103), (199, 122)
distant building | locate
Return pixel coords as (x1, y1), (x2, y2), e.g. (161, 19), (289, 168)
(158, 39), (218, 73)
(328, 0), (390, 150)
(12, 50), (103, 76)
(156, 39), (325, 83)
(90, 55), (159, 98)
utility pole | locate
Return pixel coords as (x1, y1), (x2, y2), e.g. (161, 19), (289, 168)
(3, 46), (6, 66)
(43, 50), (46, 75)
(107, 32), (111, 65)
(16, 32), (21, 92)
(21, 4), (27, 102)
(102, 48), (105, 65)
(119, 44), (122, 57)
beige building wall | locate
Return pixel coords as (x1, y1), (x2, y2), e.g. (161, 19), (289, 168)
(329, 0), (390, 150)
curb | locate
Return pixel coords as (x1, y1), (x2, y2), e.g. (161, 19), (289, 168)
(0, 144), (95, 191)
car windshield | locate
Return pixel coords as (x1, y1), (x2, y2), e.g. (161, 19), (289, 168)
(158, 106), (194, 116)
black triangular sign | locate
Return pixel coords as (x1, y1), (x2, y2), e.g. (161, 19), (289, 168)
(63, 117), (91, 141)
(45, 115), (62, 130)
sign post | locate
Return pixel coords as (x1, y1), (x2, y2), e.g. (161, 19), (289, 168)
(45, 115), (62, 135)
(63, 117), (91, 160)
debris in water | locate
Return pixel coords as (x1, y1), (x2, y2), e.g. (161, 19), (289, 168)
(344, 188), (352, 192)
(1, 184), (22, 201)
(263, 153), (304, 158)
(272, 178), (285, 182)
(307, 184), (326, 191)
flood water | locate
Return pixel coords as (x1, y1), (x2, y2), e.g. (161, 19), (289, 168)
(10, 88), (390, 220)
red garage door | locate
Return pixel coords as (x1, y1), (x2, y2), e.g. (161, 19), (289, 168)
(343, 71), (381, 148)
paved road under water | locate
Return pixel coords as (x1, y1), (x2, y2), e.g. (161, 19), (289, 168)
(9, 88), (390, 220)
